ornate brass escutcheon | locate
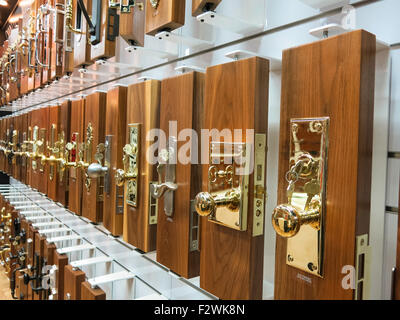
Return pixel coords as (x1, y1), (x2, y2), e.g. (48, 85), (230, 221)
(272, 117), (329, 277)
(149, 0), (159, 9)
(150, 136), (178, 218)
(115, 124), (141, 207)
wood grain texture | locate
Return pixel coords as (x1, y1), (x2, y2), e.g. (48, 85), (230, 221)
(274, 30), (376, 300)
(90, 0), (116, 61)
(30, 107), (49, 194)
(102, 87), (127, 236)
(54, 252), (68, 300)
(44, 240), (57, 266)
(81, 91), (107, 223)
(20, 113), (29, 184)
(157, 72), (203, 278)
(68, 98), (85, 216)
(200, 57), (269, 300)
(123, 80), (160, 252)
(119, 1), (146, 46)
(145, 0), (185, 35)
(81, 281), (106, 300)
(56, 101), (71, 206)
(73, 0), (93, 67)
(64, 265), (85, 300)
(26, 112), (32, 185)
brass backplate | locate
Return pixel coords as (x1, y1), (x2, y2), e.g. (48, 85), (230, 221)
(207, 141), (250, 231)
(126, 124), (140, 207)
(286, 117), (329, 277)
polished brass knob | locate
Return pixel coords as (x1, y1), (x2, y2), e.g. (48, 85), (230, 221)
(115, 169), (137, 187)
(195, 189), (241, 217)
(271, 200), (321, 238)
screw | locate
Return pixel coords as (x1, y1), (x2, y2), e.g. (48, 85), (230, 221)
(288, 255), (294, 262)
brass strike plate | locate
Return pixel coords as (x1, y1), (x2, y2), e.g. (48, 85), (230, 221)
(206, 141), (250, 231)
(253, 134), (266, 237)
(286, 117), (329, 277)
(126, 124), (140, 207)
(32, 126), (39, 171)
(355, 234), (370, 300)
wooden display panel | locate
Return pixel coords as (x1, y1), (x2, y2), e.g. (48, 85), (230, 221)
(30, 107), (49, 194)
(145, 0), (185, 36)
(81, 281), (106, 300)
(81, 91), (107, 223)
(156, 72), (203, 279)
(50, 0), (65, 80)
(192, 0), (222, 16)
(20, 113), (29, 184)
(6, 117), (14, 176)
(274, 30), (376, 300)
(200, 57), (269, 300)
(68, 98), (85, 216)
(90, 0), (116, 61)
(41, 0), (53, 84)
(13, 115), (22, 181)
(123, 80), (160, 252)
(56, 101), (71, 206)
(73, 0), (93, 67)
(15, 270), (29, 300)
(64, 265), (85, 300)
(119, 2), (146, 46)
(34, 0), (44, 88)
(54, 251), (68, 300)
(26, 111), (32, 186)
(44, 240), (57, 266)
(0, 119), (4, 173)
(103, 86), (127, 236)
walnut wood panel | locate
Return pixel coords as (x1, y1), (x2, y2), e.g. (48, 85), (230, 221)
(44, 240), (57, 266)
(15, 270), (29, 300)
(50, 0), (65, 80)
(395, 180), (400, 300)
(54, 252), (68, 300)
(4, 117), (11, 175)
(73, 0), (93, 67)
(27, 223), (36, 266)
(20, 113), (29, 184)
(56, 101), (71, 206)
(81, 281), (106, 300)
(157, 72), (203, 278)
(26, 112), (32, 186)
(41, 0), (53, 84)
(81, 91), (106, 223)
(68, 99), (85, 215)
(123, 80), (160, 252)
(103, 86), (127, 236)
(192, 0), (222, 16)
(47, 105), (60, 201)
(64, 265), (85, 300)
(13, 115), (22, 181)
(90, 0), (116, 61)
(274, 30), (376, 300)
(0, 119), (3, 172)
(34, 0), (44, 88)
(200, 57), (269, 300)
(145, 0), (185, 36)
(119, 1), (146, 46)
(30, 107), (49, 194)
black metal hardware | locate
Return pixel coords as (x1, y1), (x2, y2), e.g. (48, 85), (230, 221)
(77, 0), (102, 45)
(107, 8), (120, 41)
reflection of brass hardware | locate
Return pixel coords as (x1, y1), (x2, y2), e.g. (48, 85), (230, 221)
(109, 0), (143, 12)
(115, 124), (140, 207)
(149, 0), (159, 9)
(150, 136), (178, 218)
(271, 117), (329, 277)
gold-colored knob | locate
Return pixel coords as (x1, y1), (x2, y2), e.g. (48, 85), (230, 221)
(115, 169), (137, 187)
(195, 189), (240, 217)
(271, 200), (321, 238)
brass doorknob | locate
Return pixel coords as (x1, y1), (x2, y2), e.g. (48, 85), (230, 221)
(194, 189), (241, 217)
(272, 200), (321, 238)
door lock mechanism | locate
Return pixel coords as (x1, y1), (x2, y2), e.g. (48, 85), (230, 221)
(272, 117), (329, 277)
(150, 136), (178, 218)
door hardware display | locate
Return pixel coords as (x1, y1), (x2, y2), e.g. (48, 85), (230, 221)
(274, 30), (375, 300)
(116, 124), (140, 207)
(145, 0), (186, 36)
(272, 118), (329, 277)
(151, 136), (178, 218)
(195, 140), (251, 231)
(192, 0), (222, 16)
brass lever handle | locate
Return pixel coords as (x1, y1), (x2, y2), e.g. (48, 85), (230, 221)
(115, 169), (136, 187)
(195, 189), (240, 217)
(271, 199), (321, 238)
(150, 181), (178, 199)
